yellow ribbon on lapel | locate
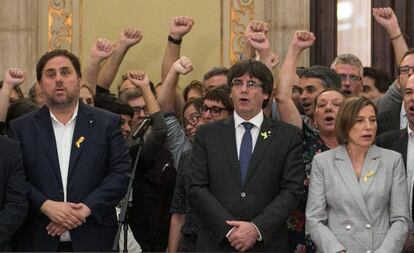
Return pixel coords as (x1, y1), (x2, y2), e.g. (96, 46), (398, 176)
(75, 136), (85, 149)
(260, 131), (271, 140)
(363, 170), (374, 182)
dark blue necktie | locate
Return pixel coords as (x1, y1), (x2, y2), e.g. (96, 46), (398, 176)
(240, 122), (254, 183)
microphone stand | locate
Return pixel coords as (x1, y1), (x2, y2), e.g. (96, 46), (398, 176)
(112, 136), (145, 252)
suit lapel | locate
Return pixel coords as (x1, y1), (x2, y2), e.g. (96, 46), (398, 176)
(68, 103), (95, 179)
(334, 146), (371, 222)
(244, 117), (274, 184)
(399, 130), (408, 170)
(220, 116), (242, 184)
(359, 146), (380, 196)
(34, 106), (63, 188)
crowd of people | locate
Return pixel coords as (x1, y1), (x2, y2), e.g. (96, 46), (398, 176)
(0, 6), (413, 253)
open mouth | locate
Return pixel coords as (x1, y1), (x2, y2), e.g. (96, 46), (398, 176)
(362, 134), (372, 139)
(301, 102), (311, 111)
(342, 89), (353, 96)
(409, 105), (414, 112)
(324, 116), (335, 123)
(239, 98), (250, 104)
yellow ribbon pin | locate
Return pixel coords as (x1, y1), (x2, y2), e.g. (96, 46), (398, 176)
(75, 136), (85, 148)
(260, 131), (271, 140)
(363, 170), (374, 182)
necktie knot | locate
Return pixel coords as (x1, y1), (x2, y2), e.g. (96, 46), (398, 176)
(242, 122), (254, 131)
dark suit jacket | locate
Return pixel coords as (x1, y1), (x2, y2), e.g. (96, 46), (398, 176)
(376, 106), (401, 136)
(8, 103), (131, 252)
(184, 115), (304, 252)
(376, 128), (408, 169)
(0, 136), (28, 251)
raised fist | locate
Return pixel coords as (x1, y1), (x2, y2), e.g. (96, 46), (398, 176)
(169, 16), (194, 40)
(291, 31), (316, 51)
(4, 68), (26, 87)
(248, 32), (270, 52)
(267, 52), (280, 69)
(127, 70), (149, 88)
(373, 7), (400, 37)
(173, 56), (193, 75)
(244, 20), (269, 38)
(119, 27), (143, 47)
(91, 38), (115, 60)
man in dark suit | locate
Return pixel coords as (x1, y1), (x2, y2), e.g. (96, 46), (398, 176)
(0, 136), (28, 251)
(8, 49), (130, 252)
(184, 59), (304, 252)
(377, 74), (414, 252)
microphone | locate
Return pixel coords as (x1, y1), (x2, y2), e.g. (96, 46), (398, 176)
(132, 117), (152, 139)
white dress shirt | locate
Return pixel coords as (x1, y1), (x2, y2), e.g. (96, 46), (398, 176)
(50, 103), (79, 241)
(407, 126), (414, 221)
(234, 111), (263, 158)
(401, 102), (408, 129)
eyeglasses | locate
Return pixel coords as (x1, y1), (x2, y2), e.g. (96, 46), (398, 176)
(231, 79), (263, 89)
(131, 106), (147, 115)
(338, 74), (362, 83)
(185, 112), (202, 127)
(200, 105), (227, 117)
(399, 66), (414, 75)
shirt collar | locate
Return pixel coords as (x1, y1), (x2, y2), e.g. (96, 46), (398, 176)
(234, 110), (264, 129)
(408, 124), (414, 138)
(402, 101), (407, 117)
(50, 102), (79, 125)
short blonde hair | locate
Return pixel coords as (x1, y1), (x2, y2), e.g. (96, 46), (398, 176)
(335, 96), (377, 144)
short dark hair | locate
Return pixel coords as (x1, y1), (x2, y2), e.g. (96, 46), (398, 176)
(227, 59), (273, 108)
(399, 48), (414, 68)
(36, 49), (82, 81)
(182, 97), (204, 116)
(335, 96), (377, 144)
(96, 96), (133, 118)
(203, 66), (228, 81)
(296, 67), (307, 78)
(183, 80), (203, 101)
(203, 85), (233, 113)
(363, 67), (392, 93)
(301, 65), (341, 90)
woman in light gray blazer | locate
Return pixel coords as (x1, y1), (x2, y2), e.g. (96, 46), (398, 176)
(306, 96), (410, 253)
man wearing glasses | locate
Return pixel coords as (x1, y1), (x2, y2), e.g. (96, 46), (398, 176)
(377, 49), (414, 135)
(331, 53), (364, 96)
(184, 59), (304, 252)
(200, 85), (233, 124)
(119, 88), (148, 132)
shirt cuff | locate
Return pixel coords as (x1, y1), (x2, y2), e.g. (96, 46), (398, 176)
(226, 227), (236, 238)
(250, 222), (263, 241)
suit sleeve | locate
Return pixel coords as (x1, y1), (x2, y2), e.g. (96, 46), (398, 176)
(82, 115), (131, 224)
(183, 126), (235, 245)
(305, 155), (346, 253)
(7, 121), (48, 213)
(376, 155), (410, 253)
(376, 80), (402, 115)
(0, 140), (28, 245)
(137, 111), (167, 170)
(250, 127), (304, 242)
